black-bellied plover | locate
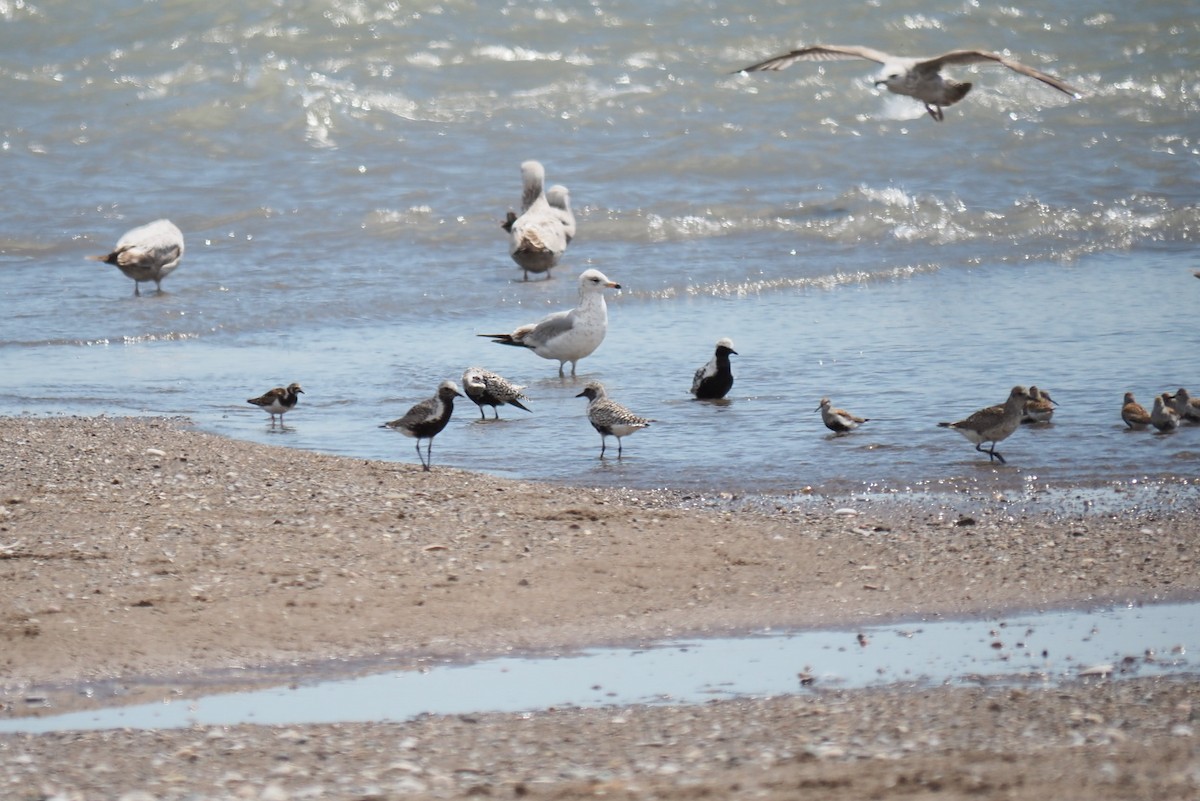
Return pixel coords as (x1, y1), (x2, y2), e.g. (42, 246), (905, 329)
(690, 338), (738, 400)
(461, 367), (531, 420)
(576, 381), (652, 458)
(938, 386), (1031, 464)
(734, 45), (1080, 122)
(1022, 385), (1058, 424)
(247, 382), (304, 427)
(816, 397), (869, 434)
(1150, 393), (1180, 433)
(504, 160), (569, 281)
(479, 268), (620, 377)
(1121, 392), (1152, 430)
(1169, 388), (1200, 423)
(381, 380), (463, 471)
(89, 218), (184, 296)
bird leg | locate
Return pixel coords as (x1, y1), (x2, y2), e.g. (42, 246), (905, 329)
(617, 439), (624, 458)
(415, 440), (429, 471)
(925, 103), (945, 122)
(599, 437), (607, 459)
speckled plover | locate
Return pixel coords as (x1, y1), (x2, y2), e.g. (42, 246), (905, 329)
(89, 218), (184, 296)
(938, 386), (1030, 464)
(576, 381), (652, 459)
(690, 338), (738, 400)
(479, 268), (620, 377)
(734, 45), (1080, 122)
(461, 368), (531, 420)
(381, 380), (463, 471)
(246, 382), (304, 427)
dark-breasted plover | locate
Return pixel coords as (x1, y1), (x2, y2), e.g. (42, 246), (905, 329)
(576, 381), (652, 459)
(1121, 392), (1152, 430)
(89, 218), (184, 296)
(690, 338), (738, 400)
(381, 380), (463, 471)
(461, 367), (531, 420)
(479, 268), (620, 377)
(1150, 393), (1180, 433)
(938, 386), (1031, 464)
(734, 45), (1080, 122)
(504, 160), (569, 281)
(816, 397), (869, 434)
(1169, 388), (1200, 423)
(1022, 385), (1058, 424)
(247, 382), (304, 427)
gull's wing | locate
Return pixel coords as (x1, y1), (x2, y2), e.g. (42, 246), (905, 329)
(525, 309), (575, 347)
(734, 44), (894, 73)
(917, 50), (1081, 97)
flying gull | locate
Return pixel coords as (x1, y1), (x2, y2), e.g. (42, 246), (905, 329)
(89, 218), (184, 295)
(479, 268), (621, 377)
(735, 45), (1081, 121)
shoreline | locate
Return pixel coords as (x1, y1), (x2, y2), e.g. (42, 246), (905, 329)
(2, 415), (1198, 798)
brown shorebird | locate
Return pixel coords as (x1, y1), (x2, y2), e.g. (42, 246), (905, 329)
(1169, 388), (1200, 423)
(381, 380), (463, 471)
(816, 397), (869, 435)
(1150, 394), (1180, 433)
(938, 386), (1031, 464)
(461, 367), (531, 420)
(690, 338), (738, 400)
(89, 218), (184, 296)
(734, 45), (1080, 122)
(1121, 392), (1152, 430)
(246, 382), (304, 427)
(1022, 385), (1058, 424)
(576, 381), (653, 458)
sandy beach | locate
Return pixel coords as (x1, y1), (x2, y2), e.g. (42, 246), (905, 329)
(1, 416), (1197, 799)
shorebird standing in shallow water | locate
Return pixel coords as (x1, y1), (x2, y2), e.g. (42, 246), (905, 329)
(576, 381), (653, 458)
(1150, 393), (1180, 433)
(246, 382), (304, 427)
(690, 338), (738, 400)
(1121, 392), (1153, 430)
(1022, 385), (1058, 424)
(381, 380), (463, 471)
(545, 184), (576, 244)
(938, 386), (1031, 464)
(89, 218), (184, 296)
(734, 45), (1081, 122)
(479, 268), (621, 377)
(1169, 388), (1200, 423)
(461, 367), (531, 420)
(504, 160), (569, 280)
(816, 397), (869, 435)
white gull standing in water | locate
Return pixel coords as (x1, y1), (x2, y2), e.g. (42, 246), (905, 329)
(545, 184), (576, 243)
(505, 160), (569, 280)
(734, 45), (1081, 122)
(89, 218), (184, 295)
(479, 268), (620, 377)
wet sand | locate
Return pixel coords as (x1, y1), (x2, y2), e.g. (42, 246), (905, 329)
(1, 416), (1197, 799)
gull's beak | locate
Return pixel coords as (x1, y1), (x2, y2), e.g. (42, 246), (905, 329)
(607, 281), (621, 289)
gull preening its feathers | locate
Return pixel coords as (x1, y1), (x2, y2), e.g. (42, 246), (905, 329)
(89, 218), (184, 295)
(735, 45), (1081, 122)
(478, 268), (621, 377)
(505, 160), (570, 280)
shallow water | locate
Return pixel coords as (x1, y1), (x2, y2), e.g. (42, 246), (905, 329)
(2, 600), (1194, 733)
(1, 0), (1198, 493)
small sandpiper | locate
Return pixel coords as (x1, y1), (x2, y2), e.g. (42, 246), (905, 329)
(576, 381), (653, 458)
(816, 397), (869, 435)
(381, 380), (463, 471)
(1150, 393), (1180, 433)
(461, 367), (531, 420)
(1022, 385), (1058, 424)
(246, 382), (304, 427)
(1169, 388), (1200, 423)
(938, 386), (1031, 464)
(1121, 392), (1152, 430)
(690, 338), (738, 400)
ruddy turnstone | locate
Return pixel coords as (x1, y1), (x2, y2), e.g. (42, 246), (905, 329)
(1121, 392), (1152, 430)
(89, 218), (184, 296)
(461, 367), (531, 420)
(246, 382), (304, 426)
(479, 268), (620, 377)
(690, 338), (738, 400)
(816, 397), (869, 434)
(938, 386), (1031, 464)
(576, 381), (652, 458)
(381, 380), (463, 471)
(734, 45), (1080, 122)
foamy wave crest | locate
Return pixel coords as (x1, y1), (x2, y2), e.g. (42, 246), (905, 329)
(638, 263), (940, 300)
